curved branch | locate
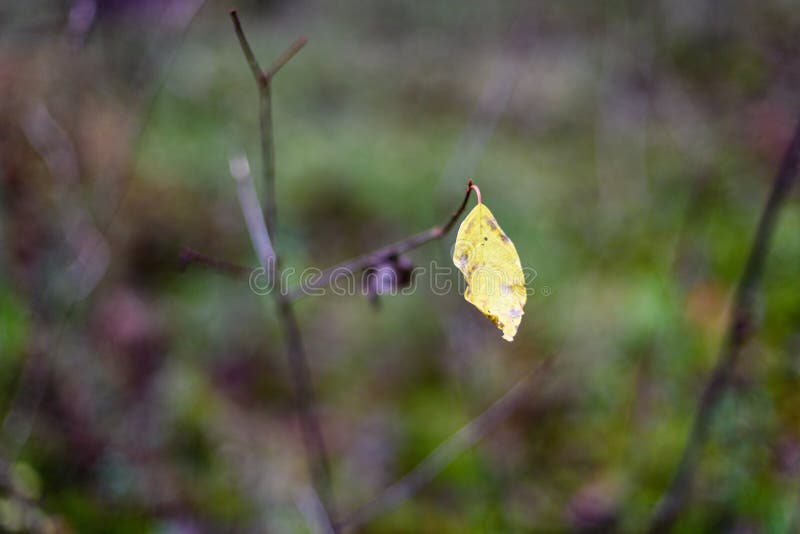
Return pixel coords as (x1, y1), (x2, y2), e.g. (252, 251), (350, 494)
(287, 179), (475, 301)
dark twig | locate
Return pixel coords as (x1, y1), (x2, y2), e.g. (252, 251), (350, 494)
(228, 10), (336, 525)
(338, 356), (553, 532)
(230, 10), (274, 232)
(277, 297), (334, 512)
(179, 247), (248, 277)
(230, 10), (264, 84)
(288, 179), (475, 301)
(647, 116), (800, 533)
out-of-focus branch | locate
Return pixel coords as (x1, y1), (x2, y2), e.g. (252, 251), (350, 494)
(179, 177), (475, 294)
(3, 104), (110, 462)
(179, 247), (248, 277)
(228, 10), (336, 527)
(228, 150), (334, 522)
(230, 10), (306, 235)
(287, 179), (475, 301)
(229, 154), (276, 269)
(266, 36), (309, 82)
(647, 116), (800, 533)
(338, 357), (554, 532)
(295, 486), (336, 534)
(230, 10), (264, 85)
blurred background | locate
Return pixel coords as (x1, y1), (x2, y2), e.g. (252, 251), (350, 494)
(2, 1), (800, 532)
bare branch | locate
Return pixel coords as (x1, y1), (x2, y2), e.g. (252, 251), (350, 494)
(276, 295), (336, 518)
(288, 179), (475, 301)
(179, 247), (248, 277)
(230, 10), (306, 236)
(266, 36), (308, 81)
(229, 154), (276, 269)
(228, 12), (334, 525)
(647, 116), (800, 533)
(338, 357), (554, 532)
(229, 9), (265, 85)
(257, 35), (308, 235)
(227, 152), (334, 518)
(259, 87), (277, 235)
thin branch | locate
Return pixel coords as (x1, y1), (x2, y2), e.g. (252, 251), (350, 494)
(266, 36), (308, 81)
(229, 153), (334, 512)
(255, 34), (308, 229)
(229, 9), (264, 84)
(230, 10), (306, 236)
(288, 179), (475, 301)
(338, 357), (554, 532)
(177, 176), (474, 294)
(647, 116), (800, 533)
(229, 154), (276, 269)
(259, 86), (277, 235)
(276, 295), (336, 517)
(179, 247), (248, 277)
(228, 12), (335, 526)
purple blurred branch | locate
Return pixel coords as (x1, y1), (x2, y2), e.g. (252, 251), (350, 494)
(2, 104), (110, 461)
(295, 486), (336, 534)
(647, 116), (800, 533)
(229, 154), (275, 269)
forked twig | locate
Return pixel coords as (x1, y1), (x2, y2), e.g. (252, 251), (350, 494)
(228, 10), (336, 526)
(230, 10), (306, 235)
(266, 36), (308, 82)
(647, 116), (800, 533)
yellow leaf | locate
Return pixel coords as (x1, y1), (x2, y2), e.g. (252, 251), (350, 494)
(452, 202), (526, 341)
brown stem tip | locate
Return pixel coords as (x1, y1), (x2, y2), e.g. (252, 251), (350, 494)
(469, 182), (482, 204)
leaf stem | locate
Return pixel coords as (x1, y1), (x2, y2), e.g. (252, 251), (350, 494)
(469, 181), (482, 204)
